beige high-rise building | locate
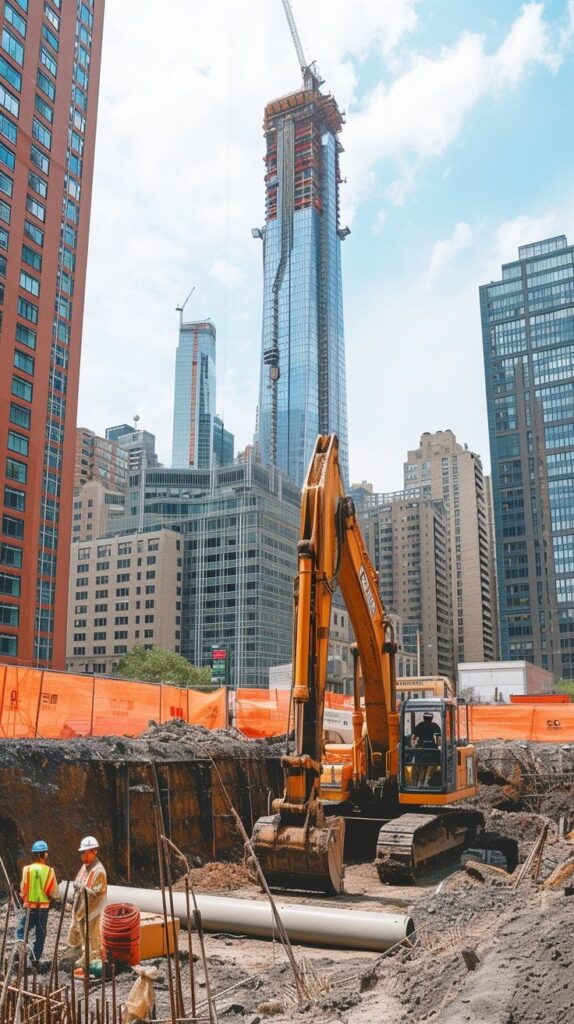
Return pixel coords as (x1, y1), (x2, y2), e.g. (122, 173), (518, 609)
(72, 479), (126, 544)
(359, 492), (453, 678)
(404, 430), (495, 666)
(75, 429), (129, 490)
(66, 529), (182, 676)
(484, 475), (500, 660)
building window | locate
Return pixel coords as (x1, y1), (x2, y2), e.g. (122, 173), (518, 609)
(0, 571), (19, 596)
(4, 4), (26, 37)
(2, 29), (24, 67)
(3, 514), (24, 539)
(17, 296), (38, 323)
(0, 55), (21, 92)
(40, 46), (56, 77)
(25, 194), (45, 222)
(36, 68), (55, 101)
(0, 543), (21, 567)
(3, 486), (24, 511)
(7, 431), (28, 456)
(29, 145), (49, 176)
(0, 632), (17, 656)
(15, 323), (36, 349)
(9, 403), (30, 429)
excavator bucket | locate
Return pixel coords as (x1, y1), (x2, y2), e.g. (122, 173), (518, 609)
(251, 813), (345, 894)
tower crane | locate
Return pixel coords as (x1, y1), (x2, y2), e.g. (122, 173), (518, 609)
(280, 0), (322, 90)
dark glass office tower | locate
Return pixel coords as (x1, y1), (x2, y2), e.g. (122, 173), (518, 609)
(255, 72), (349, 489)
(481, 235), (574, 676)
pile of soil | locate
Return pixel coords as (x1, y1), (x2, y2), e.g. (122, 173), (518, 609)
(0, 720), (288, 767)
(173, 861), (254, 893)
(378, 868), (574, 1022)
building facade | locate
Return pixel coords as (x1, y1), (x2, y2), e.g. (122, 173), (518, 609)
(0, 1), (104, 667)
(75, 427), (128, 489)
(359, 491), (453, 678)
(66, 528), (181, 675)
(404, 430), (495, 665)
(255, 74), (349, 488)
(480, 234), (574, 677)
(105, 424), (159, 472)
(72, 479), (125, 543)
(172, 320), (217, 469)
(108, 457), (301, 687)
(484, 475), (500, 660)
(213, 414), (234, 468)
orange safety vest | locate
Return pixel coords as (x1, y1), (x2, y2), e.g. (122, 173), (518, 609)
(21, 861), (57, 908)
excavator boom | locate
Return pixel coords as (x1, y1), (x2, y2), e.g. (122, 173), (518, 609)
(252, 434), (483, 893)
(252, 435), (398, 892)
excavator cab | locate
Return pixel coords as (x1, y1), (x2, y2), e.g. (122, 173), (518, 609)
(398, 698), (477, 804)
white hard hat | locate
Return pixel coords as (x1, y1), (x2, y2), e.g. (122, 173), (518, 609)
(79, 835), (99, 852)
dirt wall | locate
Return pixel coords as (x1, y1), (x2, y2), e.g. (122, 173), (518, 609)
(0, 722), (283, 886)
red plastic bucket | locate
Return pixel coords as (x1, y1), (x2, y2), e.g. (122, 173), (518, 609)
(101, 903), (141, 966)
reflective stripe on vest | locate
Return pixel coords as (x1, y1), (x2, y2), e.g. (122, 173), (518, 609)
(25, 863), (52, 905)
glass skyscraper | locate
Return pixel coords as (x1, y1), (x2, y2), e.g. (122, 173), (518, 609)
(172, 320), (216, 469)
(255, 74), (349, 488)
(481, 234), (574, 677)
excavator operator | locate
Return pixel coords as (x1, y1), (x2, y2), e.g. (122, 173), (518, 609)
(412, 711), (441, 787)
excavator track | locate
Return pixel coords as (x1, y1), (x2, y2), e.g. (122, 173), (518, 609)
(375, 810), (484, 884)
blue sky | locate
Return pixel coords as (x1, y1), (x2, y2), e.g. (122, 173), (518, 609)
(79, 0), (574, 490)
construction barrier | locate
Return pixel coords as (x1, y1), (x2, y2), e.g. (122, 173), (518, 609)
(1, 661), (573, 742)
(233, 688), (355, 739)
(467, 703), (574, 743)
(0, 663), (227, 739)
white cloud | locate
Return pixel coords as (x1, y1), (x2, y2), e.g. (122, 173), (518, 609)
(493, 3), (561, 86)
(342, 2), (566, 221)
(210, 259), (243, 289)
(425, 222), (473, 283)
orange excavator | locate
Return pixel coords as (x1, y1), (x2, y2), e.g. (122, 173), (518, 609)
(252, 434), (485, 893)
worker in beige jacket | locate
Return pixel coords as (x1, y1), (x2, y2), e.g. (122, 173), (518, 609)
(67, 836), (107, 966)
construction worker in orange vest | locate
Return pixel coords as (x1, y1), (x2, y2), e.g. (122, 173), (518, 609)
(16, 840), (58, 965)
(66, 836), (107, 967)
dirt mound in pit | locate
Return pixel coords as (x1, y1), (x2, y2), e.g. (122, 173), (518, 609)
(379, 861), (574, 1023)
(173, 861), (255, 893)
(0, 720), (288, 767)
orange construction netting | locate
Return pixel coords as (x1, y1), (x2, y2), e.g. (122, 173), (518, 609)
(0, 664), (227, 739)
(1, 662), (573, 743)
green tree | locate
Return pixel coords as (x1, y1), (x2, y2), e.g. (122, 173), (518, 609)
(115, 645), (212, 688)
(557, 679), (574, 699)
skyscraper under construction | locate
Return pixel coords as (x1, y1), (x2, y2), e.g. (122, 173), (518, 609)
(255, 5), (349, 488)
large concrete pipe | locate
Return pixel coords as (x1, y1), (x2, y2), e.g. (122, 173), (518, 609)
(62, 882), (414, 953)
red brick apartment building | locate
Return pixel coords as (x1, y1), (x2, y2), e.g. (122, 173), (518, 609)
(0, 1), (104, 667)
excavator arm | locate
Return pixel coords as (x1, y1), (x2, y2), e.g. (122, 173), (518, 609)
(252, 434), (398, 893)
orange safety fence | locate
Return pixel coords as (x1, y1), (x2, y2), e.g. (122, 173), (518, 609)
(234, 688), (290, 739)
(234, 688), (355, 739)
(2, 660), (574, 743)
(0, 663), (227, 739)
(465, 704), (574, 743)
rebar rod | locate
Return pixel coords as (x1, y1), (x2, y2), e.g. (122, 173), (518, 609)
(49, 882), (70, 993)
(82, 891), (89, 1024)
(183, 879), (196, 1021)
(158, 838), (216, 1024)
(161, 859), (184, 1019)
(150, 778), (176, 1024)
(0, 894), (12, 970)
